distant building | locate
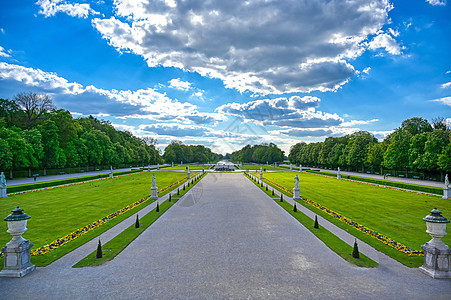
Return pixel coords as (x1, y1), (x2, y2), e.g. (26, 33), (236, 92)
(214, 161), (235, 171)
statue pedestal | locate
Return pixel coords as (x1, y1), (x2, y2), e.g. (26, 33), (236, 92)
(0, 240), (35, 278)
(150, 187), (158, 199)
(419, 243), (451, 279)
(293, 188), (300, 200)
(109, 173), (113, 179)
(443, 187), (451, 199)
(260, 173), (263, 180)
(337, 174), (341, 179)
(0, 188), (7, 198)
(187, 172), (190, 179)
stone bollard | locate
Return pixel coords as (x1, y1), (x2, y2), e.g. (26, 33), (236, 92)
(0, 206), (35, 277)
(419, 207), (451, 279)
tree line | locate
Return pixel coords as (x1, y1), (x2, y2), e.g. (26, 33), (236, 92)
(0, 92), (163, 178)
(229, 143), (285, 164)
(288, 117), (451, 179)
(163, 140), (219, 164)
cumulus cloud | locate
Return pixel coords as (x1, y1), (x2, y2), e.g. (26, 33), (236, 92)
(340, 119), (379, 127)
(36, 0), (99, 18)
(87, 0), (394, 94)
(0, 61), (220, 124)
(279, 129), (333, 137)
(426, 0), (446, 6)
(217, 95), (342, 128)
(140, 123), (213, 137)
(368, 32), (402, 55)
(441, 82), (451, 89)
(169, 78), (191, 91)
(431, 96), (451, 107)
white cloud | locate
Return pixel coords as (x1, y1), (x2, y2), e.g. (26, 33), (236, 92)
(340, 119), (379, 127)
(441, 82), (451, 89)
(217, 95), (343, 129)
(88, 0), (393, 94)
(426, 0), (446, 6)
(0, 46), (11, 58)
(36, 0), (98, 18)
(431, 96), (451, 107)
(0, 61), (221, 124)
(368, 32), (402, 55)
(139, 123), (214, 137)
(169, 78), (191, 91)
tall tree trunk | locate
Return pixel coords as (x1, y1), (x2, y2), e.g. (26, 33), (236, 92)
(380, 167), (383, 176)
(9, 169), (13, 179)
(43, 167), (46, 176)
(405, 169), (408, 178)
(28, 167), (31, 177)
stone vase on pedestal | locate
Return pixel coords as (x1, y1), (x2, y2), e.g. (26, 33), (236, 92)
(419, 207), (451, 279)
(0, 206), (35, 278)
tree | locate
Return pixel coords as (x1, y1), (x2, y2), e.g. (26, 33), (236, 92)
(422, 130), (450, 176)
(431, 117), (449, 131)
(0, 98), (20, 127)
(365, 143), (384, 173)
(14, 92), (56, 128)
(383, 130), (412, 176)
(22, 128), (44, 175)
(0, 138), (12, 171)
(438, 135), (451, 173)
(40, 119), (64, 173)
(346, 131), (377, 171)
(400, 117), (433, 136)
(0, 127), (33, 178)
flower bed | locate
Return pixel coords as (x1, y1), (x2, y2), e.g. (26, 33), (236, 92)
(260, 175), (423, 257)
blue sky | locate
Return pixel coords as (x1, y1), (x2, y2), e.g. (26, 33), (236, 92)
(0, 0), (450, 155)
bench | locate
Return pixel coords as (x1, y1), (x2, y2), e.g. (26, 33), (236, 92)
(413, 176), (420, 179)
(32, 174), (39, 181)
(59, 172), (65, 175)
(398, 174), (405, 178)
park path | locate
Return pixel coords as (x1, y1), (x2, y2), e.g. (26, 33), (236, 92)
(1, 173), (450, 299)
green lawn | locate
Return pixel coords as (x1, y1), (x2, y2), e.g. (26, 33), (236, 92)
(164, 164), (211, 170)
(241, 164), (286, 171)
(262, 172), (450, 266)
(0, 171), (189, 267)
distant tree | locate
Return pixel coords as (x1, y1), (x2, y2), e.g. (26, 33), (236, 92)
(14, 92), (56, 128)
(40, 119), (64, 173)
(0, 138), (12, 171)
(365, 143), (384, 173)
(0, 98), (20, 127)
(438, 135), (451, 173)
(431, 117), (449, 131)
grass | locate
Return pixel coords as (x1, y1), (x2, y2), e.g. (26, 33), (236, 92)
(73, 173), (206, 267)
(241, 164), (286, 171)
(244, 173), (378, 268)
(0, 171), (191, 269)
(261, 172), (450, 267)
(164, 164), (211, 170)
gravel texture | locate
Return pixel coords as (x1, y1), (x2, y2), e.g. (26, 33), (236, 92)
(1, 173), (450, 299)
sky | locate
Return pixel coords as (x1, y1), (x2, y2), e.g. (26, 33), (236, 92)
(0, 0), (450, 155)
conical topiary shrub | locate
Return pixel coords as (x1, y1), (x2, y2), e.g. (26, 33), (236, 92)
(177, 188), (180, 195)
(314, 215), (319, 229)
(272, 189), (275, 196)
(135, 214), (140, 228)
(352, 239), (360, 259)
(293, 203), (297, 212)
(266, 185), (268, 191)
(260, 182), (263, 187)
(183, 185), (186, 191)
(156, 202), (160, 212)
(188, 181), (190, 187)
(168, 194), (172, 202)
(280, 194), (283, 202)
(96, 239), (103, 259)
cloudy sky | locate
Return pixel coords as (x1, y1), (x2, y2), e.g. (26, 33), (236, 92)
(0, 0), (450, 155)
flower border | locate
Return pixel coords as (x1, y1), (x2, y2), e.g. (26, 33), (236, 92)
(258, 175), (424, 257)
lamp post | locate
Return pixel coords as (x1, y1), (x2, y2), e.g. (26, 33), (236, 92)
(419, 207), (451, 279)
(0, 206), (35, 277)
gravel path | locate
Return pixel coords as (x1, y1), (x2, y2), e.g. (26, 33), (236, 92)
(1, 173), (449, 299)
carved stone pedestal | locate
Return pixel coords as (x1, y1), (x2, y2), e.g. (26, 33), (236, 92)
(443, 187), (451, 199)
(0, 240), (35, 278)
(150, 187), (158, 199)
(419, 243), (451, 279)
(293, 188), (300, 200)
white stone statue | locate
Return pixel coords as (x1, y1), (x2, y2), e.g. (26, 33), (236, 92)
(445, 174), (449, 188)
(0, 172), (6, 189)
(299, 165), (302, 172)
(152, 174), (156, 188)
(338, 167), (341, 175)
(295, 174), (299, 189)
